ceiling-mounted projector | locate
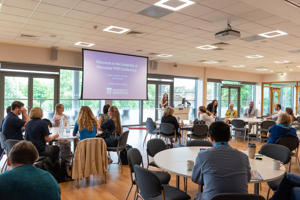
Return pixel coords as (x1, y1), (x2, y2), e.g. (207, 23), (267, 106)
(215, 23), (240, 41)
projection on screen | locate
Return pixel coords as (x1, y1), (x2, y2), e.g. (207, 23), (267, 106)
(82, 49), (148, 100)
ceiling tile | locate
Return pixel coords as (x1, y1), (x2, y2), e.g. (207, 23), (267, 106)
(36, 3), (69, 16)
(74, 1), (108, 15)
(65, 10), (97, 21)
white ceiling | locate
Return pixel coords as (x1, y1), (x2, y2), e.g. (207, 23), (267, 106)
(0, 0), (300, 73)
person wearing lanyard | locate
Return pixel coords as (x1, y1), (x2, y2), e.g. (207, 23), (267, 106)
(191, 121), (251, 200)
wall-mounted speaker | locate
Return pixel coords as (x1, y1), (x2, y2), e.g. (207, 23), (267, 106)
(50, 46), (58, 60)
(149, 60), (158, 70)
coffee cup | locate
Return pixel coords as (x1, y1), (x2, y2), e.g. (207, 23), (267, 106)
(272, 159), (281, 170)
(248, 143), (256, 159)
(187, 160), (194, 171)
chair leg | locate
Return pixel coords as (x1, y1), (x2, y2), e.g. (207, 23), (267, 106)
(143, 132), (148, 147)
(125, 183), (133, 200)
(116, 150), (121, 165)
(289, 160), (291, 172)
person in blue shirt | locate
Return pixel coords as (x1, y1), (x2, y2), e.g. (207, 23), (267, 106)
(192, 121), (251, 200)
(0, 140), (61, 200)
(267, 112), (297, 144)
(25, 107), (59, 162)
(2, 101), (29, 140)
(73, 106), (98, 140)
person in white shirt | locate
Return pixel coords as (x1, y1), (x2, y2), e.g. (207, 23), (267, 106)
(244, 101), (258, 118)
(198, 106), (215, 127)
(265, 104), (282, 121)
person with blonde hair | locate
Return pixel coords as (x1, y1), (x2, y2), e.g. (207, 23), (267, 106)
(100, 106), (123, 147)
(161, 93), (169, 108)
(198, 106), (215, 126)
(73, 106), (98, 140)
(267, 112), (297, 144)
(52, 103), (67, 127)
(25, 107), (59, 161)
(225, 104), (237, 118)
(161, 106), (180, 137)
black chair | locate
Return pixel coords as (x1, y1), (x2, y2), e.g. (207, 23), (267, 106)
(143, 118), (159, 146)
(231, 119), (248, 140)
(276, 136), (300, 172)
(42, 118), (53, 128)
(159, 123), (177, 145)
(134, 165), (190, 200)
(1, 139), (20, 172)
(0, 133), (7, 173)
(212, 193), (265, 200)
(187, 124), (208, 141)
(107, 130), (129, 165)
(126, 148), (171, 200)
(146, 138), (167, 168)
(257, 120), (276, 141)
(186, 140), (213, 147)
(259, 144), (291, 199)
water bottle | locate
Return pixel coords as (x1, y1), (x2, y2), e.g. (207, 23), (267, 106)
(59, 117), (64, 136)
(65, 119), (70, 135)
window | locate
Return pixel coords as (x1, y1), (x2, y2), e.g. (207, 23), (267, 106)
(60, 69), (104, 124)
(174, 78), (197, 120)
(112, 100), (140, 125)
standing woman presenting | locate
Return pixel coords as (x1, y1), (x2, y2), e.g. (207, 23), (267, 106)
(207, 100), (218, 117)
(161, 93), (169, 108)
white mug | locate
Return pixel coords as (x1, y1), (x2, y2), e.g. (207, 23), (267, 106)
(272, 159), (281, 170)
(187, 160), (194, 171)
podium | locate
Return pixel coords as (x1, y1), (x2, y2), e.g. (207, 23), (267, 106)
(173, 106), (190, 120)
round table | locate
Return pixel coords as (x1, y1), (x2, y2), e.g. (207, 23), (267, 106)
(154, 146), (286, 194)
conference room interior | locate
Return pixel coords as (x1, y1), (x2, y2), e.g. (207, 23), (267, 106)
(1, 0), (300, 199)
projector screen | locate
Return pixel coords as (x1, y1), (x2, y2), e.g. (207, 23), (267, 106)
(82, 49), (148, 100)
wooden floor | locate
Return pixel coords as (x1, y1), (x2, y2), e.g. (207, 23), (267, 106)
(59, 129), (300, 200)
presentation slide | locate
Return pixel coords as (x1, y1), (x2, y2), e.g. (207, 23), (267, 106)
(82, 49), (148, 100)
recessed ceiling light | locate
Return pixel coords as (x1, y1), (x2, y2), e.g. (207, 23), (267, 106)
(103, 25), (130, 34)
(245, 55), (264, 59)
(74, 41), (95, 47)
(296, 65), (300, 68)
(203, 60), (219, 64)
(274, 60), (290, 64)
(256, 67), (268, 71)
(258, 30), (288, 38)
(157, 54), (173, 57)
(289, 68), (294, 71)
(232, 65), (245, 68)
(196, 45), (218, 50)
(154, 0), (195, 11)
(270, 70), (274, 73)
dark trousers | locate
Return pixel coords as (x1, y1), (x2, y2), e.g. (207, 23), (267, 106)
(40, 145), (60, 162)
(271, 173), (300, 200)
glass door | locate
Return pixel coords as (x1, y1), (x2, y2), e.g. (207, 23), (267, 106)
(33, 78), (55, 120)
(142, 84), (156, 122)
(157, 83), (171, 120)
(271, 88), (281, 114)
(4, 76), (29, 116)
(220, 86), (241, 117)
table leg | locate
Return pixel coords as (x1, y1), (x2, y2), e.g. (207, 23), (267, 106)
(184, 177), (187, 192)
(176, 175), (180, 189)
(254, 183), (259, 194)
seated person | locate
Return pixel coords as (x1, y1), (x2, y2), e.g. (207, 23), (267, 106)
(267, 112), (297, 144)
(225, 104), (237, 118)
(161, 106), (180, 137)
(192, 121), (251, 200)
(286, 107), (296, 122)
(25, 107), (59, 161)
(0, 106), (11, 132)
(52, 103), (68, 127)
(270, 173), (300, 200)
(2, 101), (29, 140)
(100, 106), (123, 147)
(98, 104), (110, 126)
(73, 106), (98, 140)
(244, 101), (258, 118)
(198, 106), (215, 127)
(265, 104), (283, 121)
(0, 141), (60, 200)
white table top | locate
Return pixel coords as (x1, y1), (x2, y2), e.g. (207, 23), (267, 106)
(228, 118), (263, 123)
(154, 146), (285, 183)
(50, 127), (77, 140)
